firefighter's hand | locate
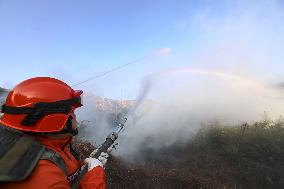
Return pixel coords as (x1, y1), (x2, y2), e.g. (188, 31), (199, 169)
(84, 152), (109, 170)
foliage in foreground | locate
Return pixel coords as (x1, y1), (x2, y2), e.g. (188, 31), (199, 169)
(75, 119), (284, 189)
(192, 119), (284, 188)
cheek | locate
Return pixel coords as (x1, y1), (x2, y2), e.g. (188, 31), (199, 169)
(72, 119), (78, 129)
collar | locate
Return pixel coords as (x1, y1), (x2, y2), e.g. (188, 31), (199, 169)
(35, 135), (72, 149)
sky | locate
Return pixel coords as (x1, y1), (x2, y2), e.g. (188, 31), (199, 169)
(0, 0), (284, 99)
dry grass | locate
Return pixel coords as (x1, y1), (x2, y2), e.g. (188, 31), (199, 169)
(74, 119), (284, 189)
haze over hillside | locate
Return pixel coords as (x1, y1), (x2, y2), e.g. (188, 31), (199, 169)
(74, 72), (284, 163)
(0, 87), (9, 107)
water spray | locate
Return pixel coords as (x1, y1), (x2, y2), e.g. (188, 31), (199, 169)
(72, 78), (152, 188)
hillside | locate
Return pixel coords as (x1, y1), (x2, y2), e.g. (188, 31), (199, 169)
(74, 119), (284, 189)
(0, 87), (9, 107)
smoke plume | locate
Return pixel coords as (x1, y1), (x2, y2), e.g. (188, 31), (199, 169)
(75, 0), (284, 162)
(113, 0), (284, 161)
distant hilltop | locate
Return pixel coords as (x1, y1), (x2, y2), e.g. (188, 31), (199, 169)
(84, 94), (155, 114)
(89, 95), (133, 113)
(0, 87), (9, 109)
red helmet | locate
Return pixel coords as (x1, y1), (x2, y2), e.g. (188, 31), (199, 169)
(0, 77), (83, 132)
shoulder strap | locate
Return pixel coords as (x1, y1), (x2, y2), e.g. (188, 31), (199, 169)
(69, 143), (80, 160)
(40, 148), (68, 175)
(0, 125), (45, 181)
(0, 125), (75, 182)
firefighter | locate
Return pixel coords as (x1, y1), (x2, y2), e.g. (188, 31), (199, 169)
(0, 77), (107, 189)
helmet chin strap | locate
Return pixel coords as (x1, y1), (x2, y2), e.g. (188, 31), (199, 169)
(56, 128), (78, 136)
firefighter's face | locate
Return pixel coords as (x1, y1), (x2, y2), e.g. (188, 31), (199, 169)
(45, 113), (78, 139)
(70, 113), (78, 129)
